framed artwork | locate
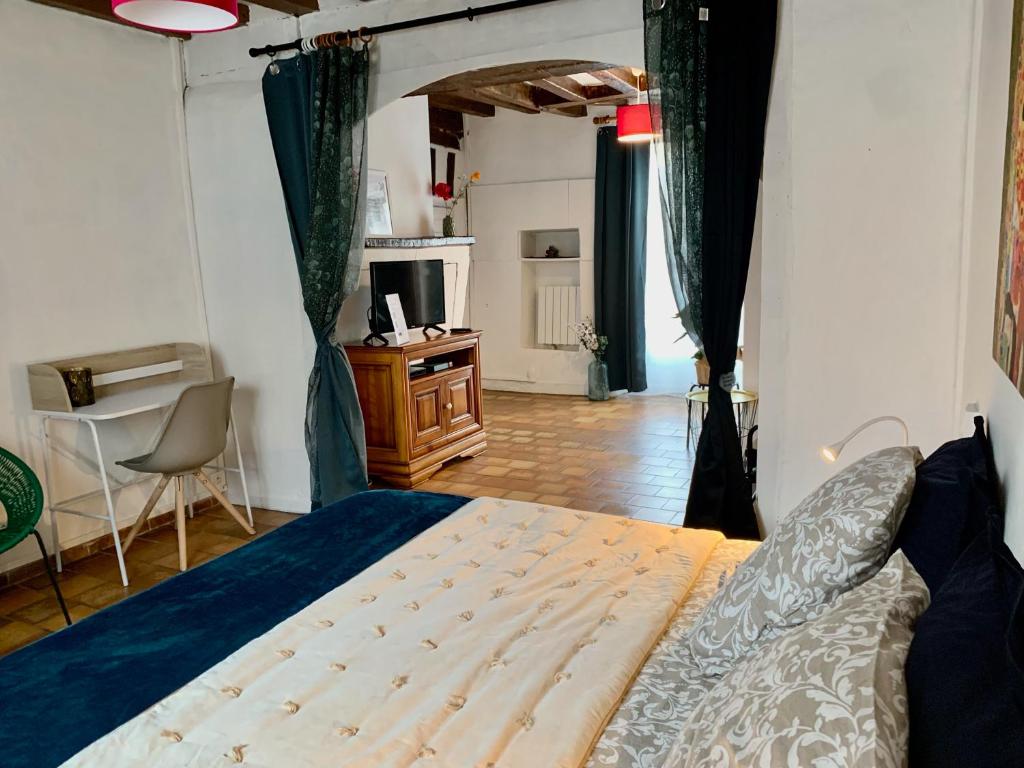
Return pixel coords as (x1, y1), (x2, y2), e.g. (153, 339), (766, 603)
(995, 0), (1024, 396)
(365, 170), (394, 236)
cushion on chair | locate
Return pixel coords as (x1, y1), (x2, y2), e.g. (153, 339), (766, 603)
(688, 445), (921, 676)
(665, 551), (929, 768)
(890, 416), (993, 592)
(905, 517), (1024, 767)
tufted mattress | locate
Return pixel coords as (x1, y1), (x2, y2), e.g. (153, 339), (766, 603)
(62, 497), (748, 768)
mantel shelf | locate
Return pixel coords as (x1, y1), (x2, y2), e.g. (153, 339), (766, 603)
(365, 236), (476, 249)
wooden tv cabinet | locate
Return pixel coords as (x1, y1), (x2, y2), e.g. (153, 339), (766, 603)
(345, 331), (487, 488)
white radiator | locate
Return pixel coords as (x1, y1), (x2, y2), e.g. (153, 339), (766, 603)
(536, 285), (580, 346)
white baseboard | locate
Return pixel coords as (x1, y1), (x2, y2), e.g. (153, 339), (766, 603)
(482, 378), (586, 396)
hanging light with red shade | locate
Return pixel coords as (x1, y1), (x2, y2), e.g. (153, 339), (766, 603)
(111, 0), (239, 33)
(616, 103), (654, 144)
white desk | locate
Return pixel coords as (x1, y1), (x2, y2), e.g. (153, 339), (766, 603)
(35, 378), (253, 587)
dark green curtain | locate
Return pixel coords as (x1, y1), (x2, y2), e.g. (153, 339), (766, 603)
(646, 0), (777, 539)
(262, 48), (370, 510)
(595, 127), (650, 393)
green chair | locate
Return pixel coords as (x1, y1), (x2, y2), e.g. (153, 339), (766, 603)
(0, 447), (71, 626)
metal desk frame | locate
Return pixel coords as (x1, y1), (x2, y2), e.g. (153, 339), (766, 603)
(35, 381), (252, 587)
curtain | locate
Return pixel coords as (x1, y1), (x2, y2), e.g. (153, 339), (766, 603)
(594, 127), (650, 393)
(646, 0), (777, 538)
(645, 0), (707, 349)
(262, 48), (370, 510)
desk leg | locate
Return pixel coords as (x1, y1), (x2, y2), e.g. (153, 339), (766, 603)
(86, 421), (129, 587)
(39, 417), (62, 573)
(230, 409), (254, 528)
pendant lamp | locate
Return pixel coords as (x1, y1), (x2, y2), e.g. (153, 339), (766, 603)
(617, 103), (654, 144)
(111, 0), (239, 33)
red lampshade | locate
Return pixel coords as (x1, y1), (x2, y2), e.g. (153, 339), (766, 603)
(617, 104), (654, 144)
(111, 0), (239, 32)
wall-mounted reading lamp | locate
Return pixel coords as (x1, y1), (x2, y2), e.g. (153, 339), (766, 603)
(820, 416), (910, 463)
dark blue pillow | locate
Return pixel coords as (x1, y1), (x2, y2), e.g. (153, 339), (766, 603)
(891, 416), (991, 592)
(905, 520), (1024, 767)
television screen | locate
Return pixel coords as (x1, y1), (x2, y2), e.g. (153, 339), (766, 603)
(370, 259), (446, 333)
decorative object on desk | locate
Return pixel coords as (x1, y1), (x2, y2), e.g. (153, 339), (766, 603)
(385, 293), (411, 345)
(365, 170), (393, 236)
(820, 416), (910, 463)
(61, 367), (95, 407)
(545, 245), (560, 259)
(433, 171), (480, 238)
(571, 318), (610, 401)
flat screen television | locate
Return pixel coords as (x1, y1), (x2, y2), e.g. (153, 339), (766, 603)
(366, 259), (446, 344)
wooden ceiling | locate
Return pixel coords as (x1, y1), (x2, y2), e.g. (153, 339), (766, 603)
(411, 60), (647, 150)
(26, 0), (319, 38)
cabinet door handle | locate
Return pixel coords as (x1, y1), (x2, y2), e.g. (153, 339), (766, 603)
(445, 402), (454, 410)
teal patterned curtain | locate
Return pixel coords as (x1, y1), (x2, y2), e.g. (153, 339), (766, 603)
(645, 0), (707, 348)
(262, 47), (370, 509)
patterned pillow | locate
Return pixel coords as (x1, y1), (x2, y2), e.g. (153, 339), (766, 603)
(689, 445), (921, 675)
(665, 551), (929, 768)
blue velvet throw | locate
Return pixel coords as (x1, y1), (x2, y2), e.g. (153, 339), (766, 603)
(0, 490), (467, 768)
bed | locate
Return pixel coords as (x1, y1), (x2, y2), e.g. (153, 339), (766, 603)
(3, 421), (1021, 767)
(0, 490), (754, 768)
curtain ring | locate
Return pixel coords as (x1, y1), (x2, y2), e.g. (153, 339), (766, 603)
(268, 52), (280, 76)
(346, 30), (353, 47)
(651, 0), (667, 10)
(358, 26), (373, 45)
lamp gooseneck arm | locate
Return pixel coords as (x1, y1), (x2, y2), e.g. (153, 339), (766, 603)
(835, 416), (910, 453)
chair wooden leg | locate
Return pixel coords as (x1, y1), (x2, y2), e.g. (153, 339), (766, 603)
(175, 476), (188, 572)
(123, 475), (171, 552)
(194, 470), (256, 536)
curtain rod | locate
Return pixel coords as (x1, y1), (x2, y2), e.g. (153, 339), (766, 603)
(249, 0), (567, 58)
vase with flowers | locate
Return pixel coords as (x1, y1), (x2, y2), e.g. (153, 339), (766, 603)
(571, 317), (610, 401)
(433, 171), (480, 237)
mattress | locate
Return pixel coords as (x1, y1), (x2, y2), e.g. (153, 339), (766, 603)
(587, 538), (761, 768)
(63, 497), (728, 768)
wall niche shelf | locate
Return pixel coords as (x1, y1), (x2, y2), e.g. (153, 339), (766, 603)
(519, 228), (582, 352)
(520, 257), (582, 263)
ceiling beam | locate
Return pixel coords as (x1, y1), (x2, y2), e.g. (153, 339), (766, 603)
(246, 0), (317, 14)
(408, 60), (619, 97)
(426, 93), (496, 118)
(528, 76), (588, 103)
(590, 68), (641, 96)
(429, 107), (464, 150)
(469, 84), (542, 115)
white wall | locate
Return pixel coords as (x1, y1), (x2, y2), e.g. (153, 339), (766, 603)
(960, 0), (1024, 560)
(466, 109), (604, 185)
(179, 0), (646, 507)
(757, 0), (977, 532)
(0, 1), (207, 571)
(368, 96), (434, 236)
(465, 110), (604, 394)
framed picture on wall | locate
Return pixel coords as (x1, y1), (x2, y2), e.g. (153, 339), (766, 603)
(365, 170), (394, 236)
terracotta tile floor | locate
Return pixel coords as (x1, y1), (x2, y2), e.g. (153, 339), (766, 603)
(0, 390), (692, 657)
(406, 391), (694, 521)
